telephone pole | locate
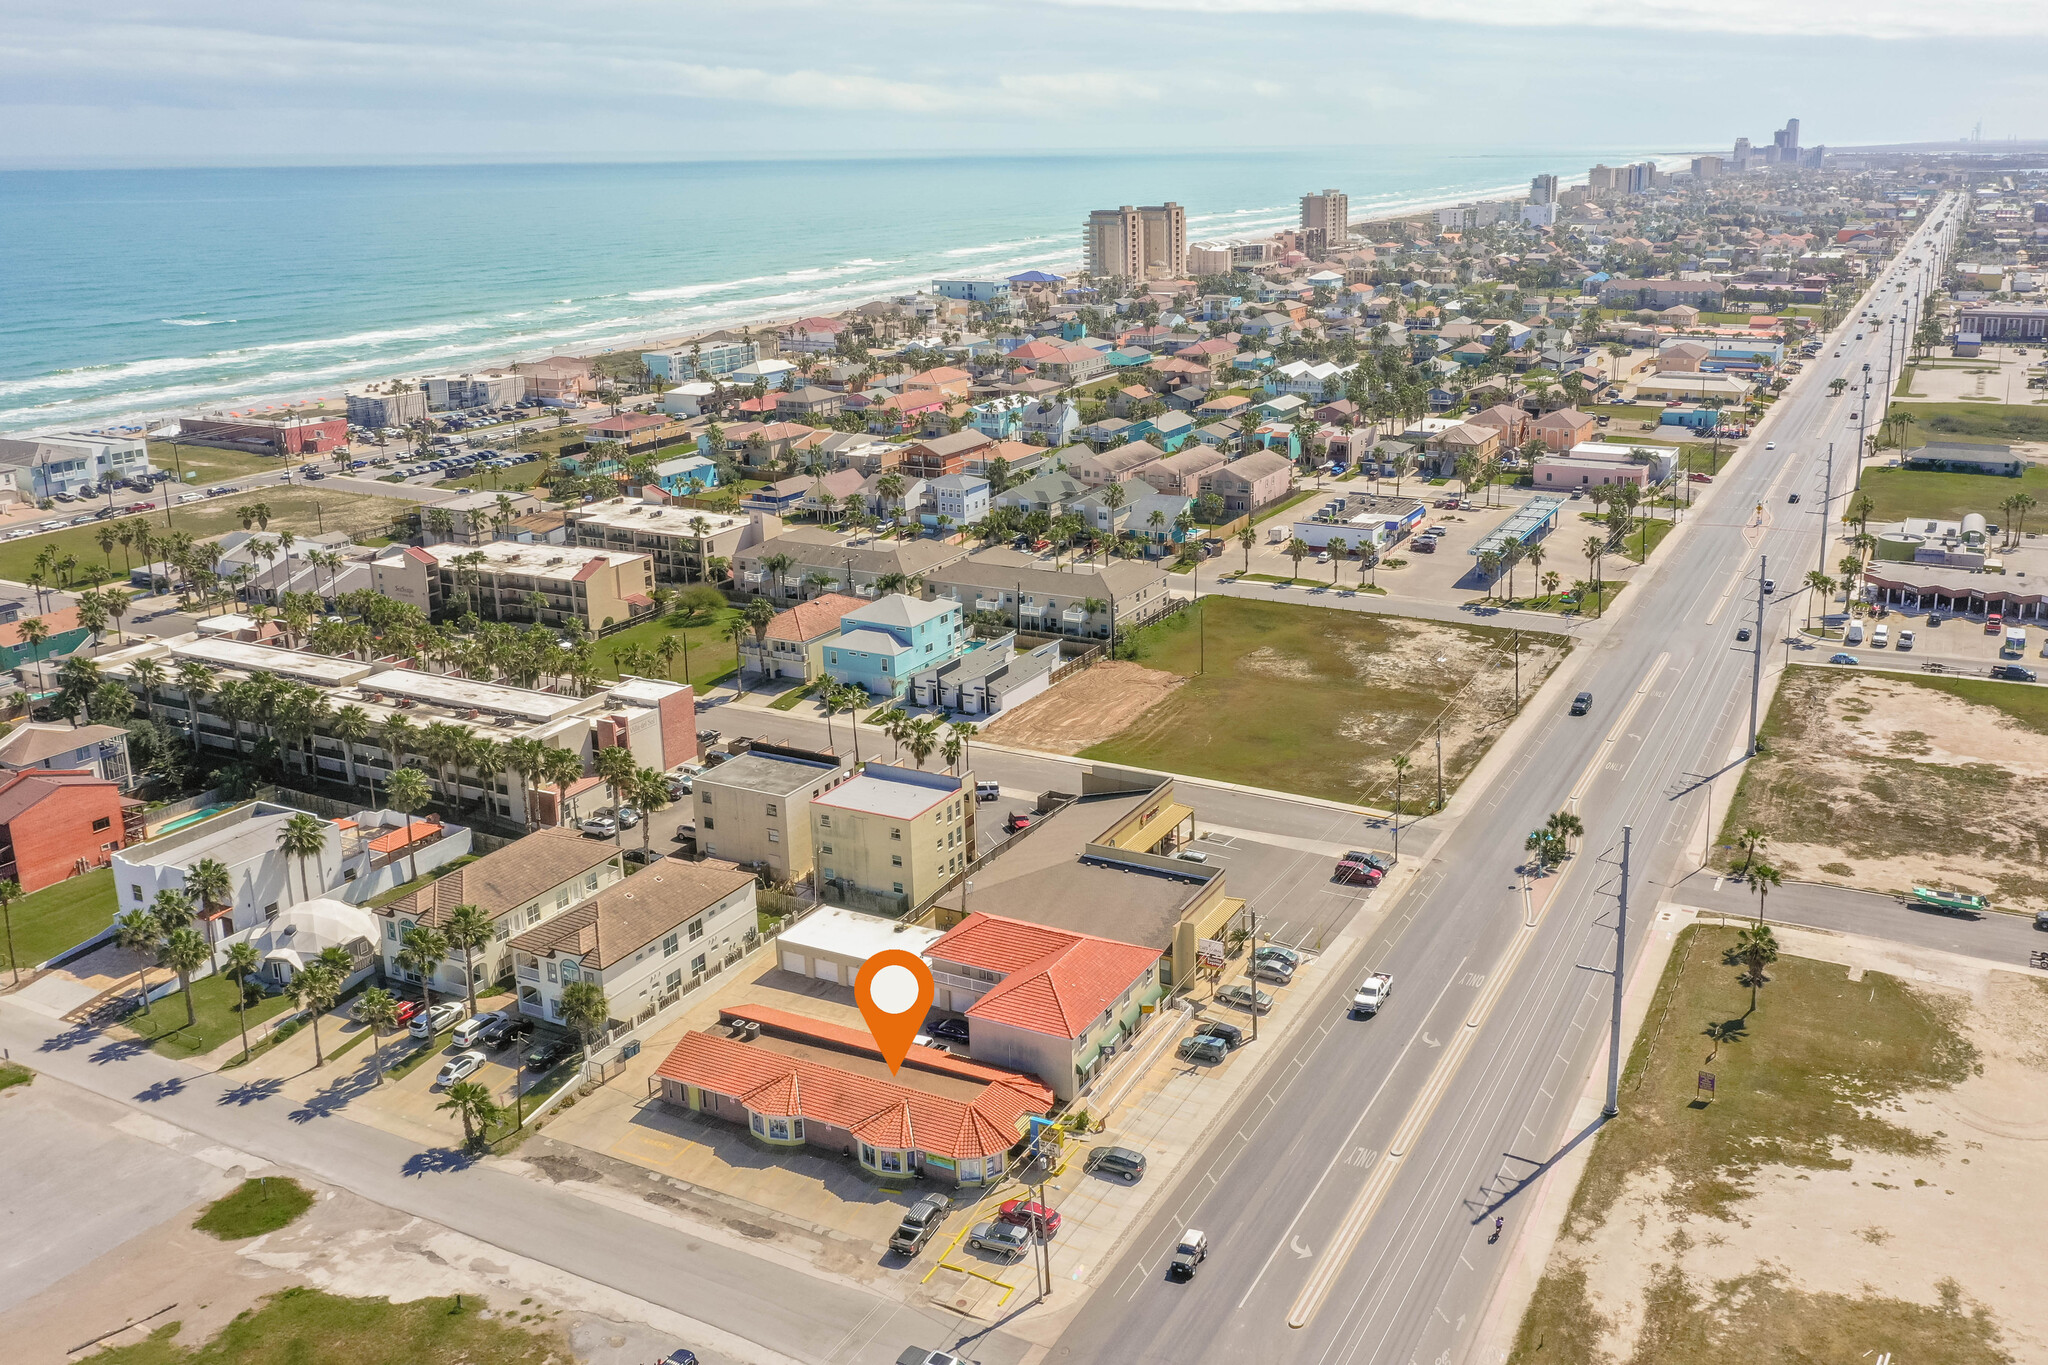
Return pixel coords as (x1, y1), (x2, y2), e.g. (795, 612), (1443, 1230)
(1814, 443), (1834, 581)
(1604, 825), (1631, 1118)
(1749, 555), (1766, 757)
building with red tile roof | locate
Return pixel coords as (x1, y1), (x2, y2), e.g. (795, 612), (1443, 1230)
(741, 592), (866, 682)
(654, 1024), (1050, 1184)
(926, 911), (1163, 1099)
(0, 768), (141, 893)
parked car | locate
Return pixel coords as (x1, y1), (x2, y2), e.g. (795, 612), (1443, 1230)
(436, 1050), (488, 1086)
(1003, 812), (1032, 834)
(1192, 1020), (1245, 1050)
(410, 1000), (467, 1037)
(925, 1017), (970, 1046)
(1250, 959), (1295, 985)
(1342, 850), (1392, 874)
(1217, 984), (1274, 1014)
(525, 1036), (577, 1070)
(1085, 1146), (1148, 1182)
(1829, 653), (1861, 665)
(580, 815), (618, 838)
(1168, 1229), (1209, 1281)
(1332, 859), (1382, 887)
(452, 1011), (505, 1048)
(479, 1014), (531, 1049)
(1174, 848), (1210, 863)
(1897, 630), (1914, 650)
(1254, 944), (1301, 970)
(889, 1192), (950, 1257)
(615, 806), (641, 829)
(967, 1221), (1032, 1260)
(1179, 1034), (1230, 1064)
(998, 1199), (1062, 1237)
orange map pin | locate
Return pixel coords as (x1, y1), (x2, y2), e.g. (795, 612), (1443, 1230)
(855, 949), (934, 1074)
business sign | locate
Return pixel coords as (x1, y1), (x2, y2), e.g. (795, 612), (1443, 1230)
(1697, 1070), (1716, 1095)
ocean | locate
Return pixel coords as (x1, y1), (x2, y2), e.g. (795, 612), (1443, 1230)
(0, 146), (1682, 434)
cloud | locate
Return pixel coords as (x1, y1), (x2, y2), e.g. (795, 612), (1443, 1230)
(1017, 0), (2048, 40)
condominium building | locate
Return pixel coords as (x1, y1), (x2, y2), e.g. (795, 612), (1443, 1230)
(510, 858), (759, 1027)
(693, 746), (852, 883)
(642, 336), (759, 382)
(375, 540), (657, 633)
(1529, 173), (1559, 205)
(566, 498), (755, 585)
(344, 387), (428, 428)
(1083, 203), (1187, 281)
(1299, 189), (1348, 257)
(811, 764), (975, 913)
(421, 372), (525, 411)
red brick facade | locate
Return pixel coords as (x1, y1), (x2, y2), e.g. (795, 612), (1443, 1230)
(0, 770), (130, 893)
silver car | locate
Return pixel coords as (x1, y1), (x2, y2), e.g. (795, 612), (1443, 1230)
(967, 1221), (1032, 1260)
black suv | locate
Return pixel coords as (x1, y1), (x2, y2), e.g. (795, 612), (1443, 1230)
(525, 1036), (576, 1071)
(889, 1193), (949, 1257)
(482, 1016), (534, 1049)
(1193, 1020), (1245, 1050)
(1569, 691), (1593, 716)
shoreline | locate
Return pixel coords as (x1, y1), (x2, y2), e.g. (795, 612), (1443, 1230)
(14, 154), (1698, 437)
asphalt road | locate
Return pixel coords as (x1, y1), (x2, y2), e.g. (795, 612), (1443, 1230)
(1049, 206), (1962, 1365)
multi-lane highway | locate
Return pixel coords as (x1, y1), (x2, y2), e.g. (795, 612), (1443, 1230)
(1050, 203), (1959, 1365)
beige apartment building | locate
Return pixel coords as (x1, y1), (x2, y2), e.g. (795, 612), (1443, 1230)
(692, 746), (851, 884)
(375, 541), (656, 632)
(811, 763), (974, 913)
(1299, 189), (1349, 256)
(567, 497), (756, 585)
(1083, 203), (1187, 281)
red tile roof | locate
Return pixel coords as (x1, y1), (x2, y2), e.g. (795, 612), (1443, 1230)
(655, 1030), (1046, 1159)
(0, 607), (82, 649)
(367, 819), (441, 855)
(716, 1003), (1053, 1105)
(765, 593), (865, 643)
(927, 913), (1160, 1041)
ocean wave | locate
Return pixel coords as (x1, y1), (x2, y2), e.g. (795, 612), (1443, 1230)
(162, 317), (235, 327)
(942, 237), (1059, 257)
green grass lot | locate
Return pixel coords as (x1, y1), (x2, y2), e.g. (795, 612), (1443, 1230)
(1233, 572), (1385, 593)
(1855, 463), (2048, 522)
(1079, 597), (1565, 806)
(0, 867), (115, 972)
(1885, 400), (2048, 444)
(122, 971), (299, 1059)
(594, 605), (744, 691)
(1250, 488), (1320, 525)
(90, 1286), (568, 1365)
(146, 440), (295, 486)
(193, 1177), (314, 1240)
(0, 1060), (31, 1090)
(1577, 513), (1676, 563)
(1511, 924), (1994, 1365)
(1587, 403), (1666, 424)
(0, 487), (415, 590)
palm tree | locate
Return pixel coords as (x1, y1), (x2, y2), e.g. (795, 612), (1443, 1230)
(0, 877), (17, 985)
(903, 715), (943, 769)
(279, 813), (328, 904)
(1326, 536), (1347, 585)
(1802, 571), (1833, 629)
(1733, 921), (1779, 1014)
(1748, 859), (1784, 923)
(289, 961), (342, 1067)
(946, 720), (976, 774)
(1582, 536), (1606, 615)
(438, 1080), (505, 1150)
(560, 979), (612, 1063)
(330, 704), (373, 794)
(1286, 537), (1311, 580)
(398, 924), (449, 1017)
(594, 745), (638, 844)
(1236, 525), (1255, 572)
(159, 926), (211, 1030)
(114, 908), (161, 1013)
(385, 768), (434, 885)
(1736, 825), (1768, 877)
(176, 662), (214, 750)
(223, 940), (261, 1062)
(353, 986), (401, 1085)
(443, 904), (494, 1019)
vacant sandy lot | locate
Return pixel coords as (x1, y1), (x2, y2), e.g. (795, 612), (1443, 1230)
(1724, 667), (2048, 909)
(981, 659), (1185, 754)
(1528, 927), (2048, 1364)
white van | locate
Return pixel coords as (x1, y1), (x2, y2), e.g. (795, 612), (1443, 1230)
(1844, 621), (1865, 646)
(1872, 624), (1889, 648)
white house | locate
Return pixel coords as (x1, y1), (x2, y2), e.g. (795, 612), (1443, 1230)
(217, 897), (381, 992)
(509, 858), (758, 1029)
(927, 474), (990, 528)
(113, 802), (346, 939)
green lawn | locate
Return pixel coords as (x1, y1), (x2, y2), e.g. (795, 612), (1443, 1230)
(1079, 597), (1566, 807)
(1250, 488), (1320, 525)
(121, 971), (299, 1059)
(1511, 924), (1994, 1365)
(90, 1286), (568, 1365)
(1576, 512), (1677, 563)
(1854, 463), (2048, 522)
(0, 487), (416, 590)
(0, 1061), (31, 1091)
(594, 605), (744, 692)
(1588, 403), (1666, 424)
(1232, 572), (1384, 593)
(147, 440), (292, 486)
(1885, 400), (2048, 444)
(194, 1177), (314, 1240)
(1, 867), (116, 972)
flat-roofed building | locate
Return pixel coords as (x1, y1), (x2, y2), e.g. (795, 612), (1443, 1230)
(811, 764), (974, 914)
(694, 746), (851, 883)
(567, 497), (754, 585)
(0, 431), (152, 499)
(400, 541), (658, 633)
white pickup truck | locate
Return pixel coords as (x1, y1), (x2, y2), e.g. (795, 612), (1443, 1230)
(1351, 972), (1393, 1017)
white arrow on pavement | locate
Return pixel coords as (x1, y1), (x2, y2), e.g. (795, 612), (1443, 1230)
(1422, 1032), (1442, 1048)
(1291, 1237), (1313, 1259)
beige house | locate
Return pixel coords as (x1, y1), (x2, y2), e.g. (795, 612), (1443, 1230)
(693, 747), (852, 883)
(1425, 422), (1501, 464)
(1465, 403), (1531, 450)
(1532, 408), (1598, 451)
(811, 764), (974, 914)
(1137, 446), (1227, 496)
(1201, 450), (1293, 514)
(1068, 441), (1166, 489)
(510, 858), (759, 1028)
(372, 827), (628, 1004)
(513, 356), (593, 403)
(739, 593), (864, 682)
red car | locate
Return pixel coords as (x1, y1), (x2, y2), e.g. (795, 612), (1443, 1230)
(392, 999), (422, 1026)
(998, 1199), (1062, 1236)
(1004, 813), (1032, 834)
(1333, 860), (1382, 887)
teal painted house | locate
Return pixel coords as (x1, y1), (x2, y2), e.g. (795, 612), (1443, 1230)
(822, 595), (969, 699)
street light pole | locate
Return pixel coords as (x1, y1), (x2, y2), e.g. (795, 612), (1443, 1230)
(1749, 554), (1766, 756)
(1604, 824), (1631, 1118)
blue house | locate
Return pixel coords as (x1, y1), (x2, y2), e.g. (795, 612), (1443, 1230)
(651, 453), (720, 496)
(1148, 411), (1195, 452)
(1660, 406), (1717, 431)
(821, 594), (969, 699)
(1059, 318), (1089, 342)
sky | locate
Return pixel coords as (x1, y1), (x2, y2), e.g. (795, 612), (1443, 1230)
(4, 0), (2043, 167)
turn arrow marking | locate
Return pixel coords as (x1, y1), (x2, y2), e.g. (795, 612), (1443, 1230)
(1291, 1237), (1313, 1260)
(1422, 1032), (1441, 1048)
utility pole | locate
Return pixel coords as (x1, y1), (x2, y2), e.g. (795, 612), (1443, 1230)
(1815, 442), (1834, 579)
(1512, 629), (1522, 716)
(1248, 904), (1261, 1044)
(1434, 719), (1443, 812)
(1749, 555), (1766, 757)
(1195, 555), (1205, 675)
(1604, 824), (1631, 1118)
